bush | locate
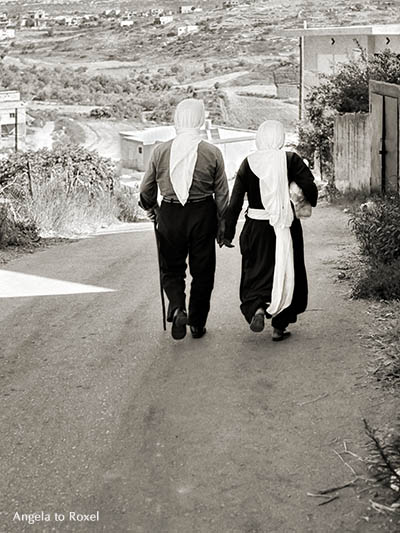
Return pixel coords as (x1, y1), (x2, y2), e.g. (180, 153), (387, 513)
(352, 259), (400, 300)
(25, 177), (119, 237)
(114, 186), (141, 222)
(0, 201), (38, 247)
(349, 197), (400, 264)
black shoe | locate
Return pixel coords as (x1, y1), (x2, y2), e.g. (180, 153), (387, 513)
(272, 328), (291, 342)
(190, 326), (206, 339)
(250, 310), (265, 332)
(171, 309), (187, 340)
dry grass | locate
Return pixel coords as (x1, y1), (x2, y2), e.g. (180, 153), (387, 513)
(24, 177), (120, 238)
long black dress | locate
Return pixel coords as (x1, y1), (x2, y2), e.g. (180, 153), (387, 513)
(224, 151), (318, 331)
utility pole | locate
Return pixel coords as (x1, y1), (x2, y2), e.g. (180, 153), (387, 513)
(14, 107), (18, 152)
(299, 20), (307, 121)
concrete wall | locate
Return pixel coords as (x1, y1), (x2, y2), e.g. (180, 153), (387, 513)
(303, 35), (370, 89)
(303, 34), (400, 91)
(334, 113), (371, 192)
(276, 85), (298, 99)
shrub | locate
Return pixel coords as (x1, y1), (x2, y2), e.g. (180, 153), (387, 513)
(114, 185), (141, 222)
(352, 259), (400, 300)
(25, 177), (119, 237)
(349, 197), (400, 264)
(0, 201), (38, 247)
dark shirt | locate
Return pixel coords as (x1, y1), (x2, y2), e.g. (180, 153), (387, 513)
(139, 139), (229, 220)
(225, 151), (319, 242)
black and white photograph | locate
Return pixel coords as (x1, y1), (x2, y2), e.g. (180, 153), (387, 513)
(1, 0), (400, 531)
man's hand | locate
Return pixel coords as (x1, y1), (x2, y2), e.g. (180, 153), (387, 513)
(146, 207), (158, 222)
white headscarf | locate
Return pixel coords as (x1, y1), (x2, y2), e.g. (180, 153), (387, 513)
(169, 99), (205, 205)
(247, 120), (294, 317)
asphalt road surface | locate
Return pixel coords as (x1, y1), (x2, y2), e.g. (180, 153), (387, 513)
(0, 206), (391, 533)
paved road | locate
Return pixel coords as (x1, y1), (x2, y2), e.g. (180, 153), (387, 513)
(0, 206), (392, 532)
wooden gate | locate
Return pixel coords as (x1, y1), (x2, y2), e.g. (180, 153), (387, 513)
(370, 80), (400, 194)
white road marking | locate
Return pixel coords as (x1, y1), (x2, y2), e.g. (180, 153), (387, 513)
(0, 270), (115, 299)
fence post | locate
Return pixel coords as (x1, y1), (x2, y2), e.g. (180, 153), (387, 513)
(26, 159), (34, 199)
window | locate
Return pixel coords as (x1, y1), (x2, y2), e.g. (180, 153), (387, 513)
(138, 146), (143, 154)
(1, 124), (14, 137)
(9, 112), (15, 118)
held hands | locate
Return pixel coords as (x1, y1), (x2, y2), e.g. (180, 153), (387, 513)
(217, 219), (234, 249)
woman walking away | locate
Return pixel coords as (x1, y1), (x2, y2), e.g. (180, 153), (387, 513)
(139, 99), (229, 340)
(224, 120), (318, 341)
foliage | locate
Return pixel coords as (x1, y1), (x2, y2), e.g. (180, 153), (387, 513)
(352, 259), (400, 300)
(0, 145), (116, 203)
(113, 185), (141, 223)
(349, 197), (400, 264)
(349, 197), (400, 300)
(0, 62), (178, 120)
(0, 201), (38, 246)
(298, 49), (400, 178)
(0, 145), (141, 240)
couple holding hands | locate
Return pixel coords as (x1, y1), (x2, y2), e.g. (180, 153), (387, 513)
(139, 99), (318, 342)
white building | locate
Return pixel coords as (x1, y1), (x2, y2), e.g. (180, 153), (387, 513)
(178, 25), (200, 37)
(0, 27), (15, 40)
(155, 15), (173, 25)
(120, 19), (134, 27)
(0, 91), (26, 152)
(120, 122), (256, 178)
(179, 6), (194, 14)
(285, 23), (400, 114)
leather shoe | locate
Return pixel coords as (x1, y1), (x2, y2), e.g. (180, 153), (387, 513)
(250, 309), (265, 332)
(190, 326), (206, 339)
(171, 308), (187, 340)
(272, 328), (291, 342)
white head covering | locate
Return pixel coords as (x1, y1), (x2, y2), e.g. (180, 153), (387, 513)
(169, 99), (205, 205)
(247, 120), (294, 317)
(247, 120), (293, 229)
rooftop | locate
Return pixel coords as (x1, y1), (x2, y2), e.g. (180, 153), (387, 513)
(120, 124), (255, 145)
(285, 23), (400, 38)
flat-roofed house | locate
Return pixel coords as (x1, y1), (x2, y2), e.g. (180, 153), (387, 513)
(177, 25), (200, 37)
(285, 23), (400, 115)
(155, 15), (174, 25)
(0, 91), (26, 152)
(179, 6), (194, 14)
(120, 19), (134, 27)
(273, 66), (299, 99)
(0, 27), (15, 40)
(120, 122), (256, 179)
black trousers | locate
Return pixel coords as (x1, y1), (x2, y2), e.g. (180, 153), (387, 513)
(239, 216), (308, 331)
(157, 197), (218, 328)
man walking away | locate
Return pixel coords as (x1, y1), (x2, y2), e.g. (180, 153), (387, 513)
(139, 99), (229, 340)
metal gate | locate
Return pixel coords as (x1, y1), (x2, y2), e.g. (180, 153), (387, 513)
(370, 80), (400, 194)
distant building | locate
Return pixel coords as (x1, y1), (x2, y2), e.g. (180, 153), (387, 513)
(177, 25), (200, 36)
(273, 66), (299, 99)
(151, 8), (164, 16)
(120, 19), (134, 27)
(155, 15), (174, 25)
(120, 122), (256, 178)
(0, 27), (15, 40)
(0, 91), (26, 152)
(285, 23), (400, 114)
(223, 0), (240, 7)
(23, 10), (48, 29)
(179, 6), (194, 14)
